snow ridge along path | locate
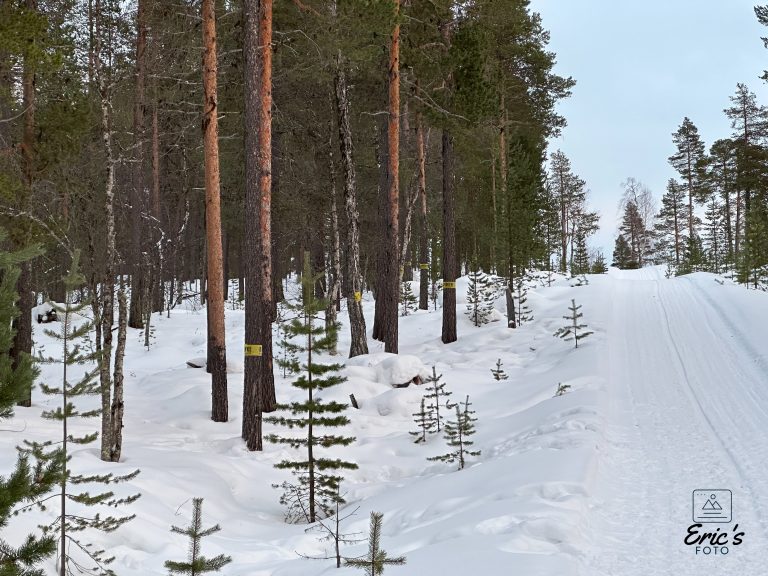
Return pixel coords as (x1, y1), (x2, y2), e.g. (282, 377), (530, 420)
(587, 266), (768, 575)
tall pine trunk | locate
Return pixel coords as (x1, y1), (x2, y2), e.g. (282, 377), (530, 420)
(382, 0), (400, 353)
(416, 113), (429, 310)
(202, 0), (228, 423)
(243, 0), (276, 450)
(333, 61), (369, 357)
(129, 0), (147, 329)
(441, 131), (457, 344)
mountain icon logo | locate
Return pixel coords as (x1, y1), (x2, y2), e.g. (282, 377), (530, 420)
(693, 490), (731, 523)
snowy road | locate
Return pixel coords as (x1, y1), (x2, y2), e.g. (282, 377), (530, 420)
(586, 267), (768, 574)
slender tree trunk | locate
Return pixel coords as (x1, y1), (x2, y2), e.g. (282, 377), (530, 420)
(243, 0), (276, 450)
(735, 188), (742, 256)
(326, 167), (342, 356)
(129, 0), (147, 329)
(372, 121), (387, 342)
(108, 283), (127, 461)
(202, 0), (228, 422)
(12, 0), (37, 407)
(441, 131), (457, 344)
(151, 101), (163, 312)
(417, 115), (429, 310)
(333, 62), (368, 356)
(382, 0), (400, 353)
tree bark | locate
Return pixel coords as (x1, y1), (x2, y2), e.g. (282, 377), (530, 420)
(372, 120), (387, 342)
(202, 0), (228, 423)
(441, 131), (457, 344)
(416, 113), (429, 310)
(333, 61), (368, 356)
(381, 0), (400, 353)
(129, 0), (147, 329)
(242, 0), (276, 450)
(108, 284), (127, 461)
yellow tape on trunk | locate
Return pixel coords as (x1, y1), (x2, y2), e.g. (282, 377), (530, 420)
(244, 344), (263, 357)
(419, 263), (429, 270)
(443, 281), (456, 289)
(354, 291), (362, 302)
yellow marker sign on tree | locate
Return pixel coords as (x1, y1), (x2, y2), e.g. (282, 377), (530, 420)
(244, 344), (263, 357)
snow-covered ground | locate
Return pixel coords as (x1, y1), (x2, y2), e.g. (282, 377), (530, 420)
(3, 266), (768, 574)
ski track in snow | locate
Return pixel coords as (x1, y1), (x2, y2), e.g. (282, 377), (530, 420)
(4, 267), (768, 574)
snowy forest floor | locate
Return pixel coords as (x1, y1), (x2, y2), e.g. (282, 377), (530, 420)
(3, 266), (768, 575)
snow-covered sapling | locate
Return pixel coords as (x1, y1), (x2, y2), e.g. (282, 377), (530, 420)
(345, 512), (406, 575)
(276, 305), (300, 378)
(301, 486), (364, 568)
(423, 366), (452, 433)
(428, 395), (480, 471)
(555, 382), (572, 396)
(165, 497), (232, 575)
(513, 276), (533, 325)
(31, 252), (140, 576)
(553, 299), (593, 348)
(399, 281), (417, 317)
(490, 358), (508, 381)
(465, 269), (496, 326)
(266, 254), (357, 523)
(409, 397), (436, 443)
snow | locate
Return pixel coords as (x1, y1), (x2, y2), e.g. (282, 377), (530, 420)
(3, 267), (768, 574)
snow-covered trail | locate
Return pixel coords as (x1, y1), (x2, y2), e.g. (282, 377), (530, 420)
(587, 267), (768, 574)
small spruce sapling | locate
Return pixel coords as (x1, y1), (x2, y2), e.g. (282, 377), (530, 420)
(428, 395), (480, 471)
(300, 485), (364, 568)
(29, 251), (140, 576)
(553, 299), (593, 348)
(490, 358), (508, 381)
(399, 282), (417, 317)
(465, 269), (495, 326)
(0, 233), (63, 575)
(164, 498), (232, 575)
(555, 383), (572, 396)
(423, 366), (452, 433)
(276, 304), (300, 379)
(409, 397), (435, 443)
(345, 512), (406, 575)
(266, 252), (357, 524)
(513, 276), (533, 325)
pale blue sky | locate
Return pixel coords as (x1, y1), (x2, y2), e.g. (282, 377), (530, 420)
(531, 0), (768, 255)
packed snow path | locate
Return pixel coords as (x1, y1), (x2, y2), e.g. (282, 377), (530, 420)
(587, 267), (768, 574)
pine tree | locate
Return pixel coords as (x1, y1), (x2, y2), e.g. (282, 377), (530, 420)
(513, 276), (533, 325)
(0, 234), (62, 576)
(164, 498), (232, 575)
(427, 395), (480, 471)
(619, 200), (648, 268)
(677, 234), (706, 276)
(30, 252), (140, 576)
(266, 253), (357, 523)
(612, 235), (634, 269)
(345, 512), (406, 575)
(571, 230), (590, 275)
(275, 305), (299, 379)
(591, 253), (608, 274)
(669, 117), (707, 242)
(553, 299), (593, 349)
(422, 367), (452, 433)
(399, 282), (417, 317)
(555, 383), (571, 397)
(465, 269), (495, 327)
(654, 179), (688, 266)
(409, 397), (435, 444)
(490, 359), (508, 381)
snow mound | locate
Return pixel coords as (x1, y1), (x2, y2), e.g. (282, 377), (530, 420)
(345, 352), (428, 387)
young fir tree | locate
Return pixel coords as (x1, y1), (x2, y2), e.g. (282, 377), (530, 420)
(490, 358), (508, 381)
(513, 276), (533, 325)
(612, 235), (635, 269)
(654, 178), (688, 267)
(276, 305), (299, 379)
(423, 366), (452, 433)
(555, 382), (572, 396)
(677, 234), (705, 276)
(345, 512), (406, 575)
(465, 269), (495, 327)
(266, 253), (357, 524)
(427, 395), (480, 471)
(164, 498), (232, 575)
(399, 282), (417, 317)
(553, 299), (593, 349)
(30, 252), (140, 576)
(571, 230), (590, 275)
(409, 397), (435, 444)
(591, 252), (608, 274)
(301, 485), (363, 568)
(0, 235), (63, 575)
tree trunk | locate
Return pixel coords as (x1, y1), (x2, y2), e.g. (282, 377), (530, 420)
(380, 0), (400, 353)
(151, 101), (163, 312)
(202, 0), (228, 423)
(326, 172), (341, 356)
(12, 0), (37, 407)
(416, 113), (429, 310)
(372, 120), (387, 342)
(242, 0), (276, 450)
(129, 0), (147, 329)
(108, 284), (127, 461)
(441, 131), (457, 344)
(333, 61), (368, 357)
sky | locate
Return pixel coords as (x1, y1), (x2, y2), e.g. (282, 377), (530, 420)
(530, 0), (768, 256)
